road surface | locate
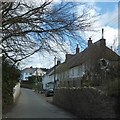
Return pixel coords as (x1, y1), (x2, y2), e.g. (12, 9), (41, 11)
(3, 88), (76, 118)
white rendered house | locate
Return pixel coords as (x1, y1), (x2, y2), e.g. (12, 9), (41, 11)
(20, 67), (46, 81)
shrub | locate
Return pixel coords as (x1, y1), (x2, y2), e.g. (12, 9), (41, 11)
(107, 79), (120, 97)
(2, 56), (20, 112)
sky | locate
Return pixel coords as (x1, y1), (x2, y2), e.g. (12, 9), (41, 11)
(20, 1), (119, 70)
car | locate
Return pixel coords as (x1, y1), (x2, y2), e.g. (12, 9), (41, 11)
(45, 88), (54, 97)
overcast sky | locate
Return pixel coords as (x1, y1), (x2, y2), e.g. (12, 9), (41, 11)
(20, 0), (119, 69)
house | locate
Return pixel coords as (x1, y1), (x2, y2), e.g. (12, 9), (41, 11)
(54, 30), (120, 88)
(42, 61), (61, 90)
(20, 67), (46, 81)
(118, 45), (120, 56)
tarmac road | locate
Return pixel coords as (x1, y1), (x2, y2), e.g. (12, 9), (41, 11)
(3, 88), (76, 118)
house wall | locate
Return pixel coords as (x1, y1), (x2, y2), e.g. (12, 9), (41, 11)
(21, 72), (33, 81)
(32, 69), (46, 76)
(42, 74), (54, 90)
(13, 82), (21, 103)
(56, 65), (86, 88)
(42, 75), (49, 90)
(69, 65), (85, 78)
(21, 68), (46, 81)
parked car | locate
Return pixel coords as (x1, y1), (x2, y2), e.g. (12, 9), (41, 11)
(44, 82), (54, 97)
(45, 88), (54, 97)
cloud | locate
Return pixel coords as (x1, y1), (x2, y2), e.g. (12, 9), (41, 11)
(52, 0), (119, 2)
(81, 2), (118, 50)
(100, 6), (118, 27)
(20, 1), (119, 69)
(20, 41), (72, 69)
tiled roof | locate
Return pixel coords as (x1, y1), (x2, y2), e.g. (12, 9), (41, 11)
(21, 68), (37, 73)
(45, 65), (60, 76)
(55, 39), (120, 73)
(45, 66), (56, 75)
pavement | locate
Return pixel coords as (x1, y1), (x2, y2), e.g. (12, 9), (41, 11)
(3, 88), (76, 118)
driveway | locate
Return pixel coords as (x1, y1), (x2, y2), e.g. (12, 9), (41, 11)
(3, 88), (76, 118)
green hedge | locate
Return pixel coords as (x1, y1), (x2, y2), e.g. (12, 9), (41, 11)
(53, 88), (116, 118)
(107, 79), (120, 97)
(2, 56), (20, 113)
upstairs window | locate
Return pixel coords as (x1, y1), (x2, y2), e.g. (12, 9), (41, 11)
(72, 69), (74, 76)
(99, 58), (108, 69)
(78, 67), (81, 75)
(25, 77), (28, 79)
(101, 59), (107, 66)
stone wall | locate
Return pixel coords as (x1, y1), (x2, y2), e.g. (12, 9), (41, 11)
(53, 87), (116, 118)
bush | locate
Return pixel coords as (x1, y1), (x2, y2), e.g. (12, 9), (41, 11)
(107, 79), (120, 97)
(34, 83), (43, 91)
(2, 56), (20, 112)
(53, 88), (116, 118)
(82, 79), (101, 87)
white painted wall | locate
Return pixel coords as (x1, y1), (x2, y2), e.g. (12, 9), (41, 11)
(21, 68), (46, 81)
(21, 72), (32, 81)
(32, 69), (46, 76)
(13, 82), (21, 103)
(42, 74), (54, 90)
(69, 65), (85, 79)
(56, 65), (85, 82)
(118, 45), (120, 55)
(42, 64), (86, 88)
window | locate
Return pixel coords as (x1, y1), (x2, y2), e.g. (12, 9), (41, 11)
(72, 69), (74, 76)
(25, 77), (28, 79)
(99, 58), (108, 69)
(101, 59), (107, 66)
(78, 67), (80, 75)
(30, 73), (32, 75)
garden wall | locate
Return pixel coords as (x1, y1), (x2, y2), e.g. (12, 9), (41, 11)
(13, 82), (21, 103)
(53, 87), (116, 118)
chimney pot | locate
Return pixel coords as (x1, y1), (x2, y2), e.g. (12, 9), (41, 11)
(88, 38), (92, 47)
(100, 28), (106, 46)
(102, 28), (104, 39)
(76, 44), (80, 54)
(57, 60), (61, 65)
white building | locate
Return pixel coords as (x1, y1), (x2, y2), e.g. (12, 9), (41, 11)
(54, 37), (120, 88)
(20, 67), (46, 81)
(43, 33), (120, 89)
(42, 61), (60, 90)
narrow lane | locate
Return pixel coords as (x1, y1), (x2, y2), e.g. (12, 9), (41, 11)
(3, 88), (76, 118)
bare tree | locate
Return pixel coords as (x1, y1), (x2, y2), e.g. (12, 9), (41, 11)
(1, 0), (97, 64)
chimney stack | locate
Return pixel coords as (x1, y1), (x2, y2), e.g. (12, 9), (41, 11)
(88, 38), (92, 47)
(57, 60), (61, 65)
(76, 44), (80, 54)
(102, 28), (104, 39)
(65, 54), (74, 61)
(30, 66), (33, 68)
(101, 28), (106, 46)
